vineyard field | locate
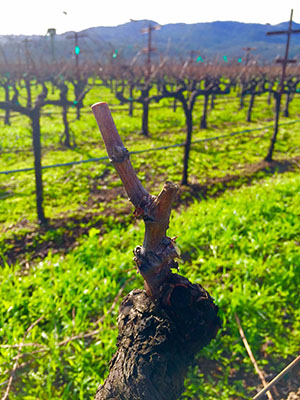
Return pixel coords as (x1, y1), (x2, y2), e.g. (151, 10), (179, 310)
(0, 82), (300, 399)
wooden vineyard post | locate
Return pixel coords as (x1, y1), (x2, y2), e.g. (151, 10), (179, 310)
(57, 82), (73, 148)
(66, 31), (87, 76)
(265, 9), (300, 162)
(242, 47), (256, 66)
(141, 23), (160, 81)
(91, 102), (221, 400)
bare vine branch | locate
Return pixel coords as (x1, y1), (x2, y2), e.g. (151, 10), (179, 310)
(235, 313), (275, 400)
(92, 102), (179, 297)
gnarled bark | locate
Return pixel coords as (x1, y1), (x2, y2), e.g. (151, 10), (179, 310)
(95, 282), (220, 400)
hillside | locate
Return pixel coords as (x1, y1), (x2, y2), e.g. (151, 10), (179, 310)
(1, 19), (300, 64)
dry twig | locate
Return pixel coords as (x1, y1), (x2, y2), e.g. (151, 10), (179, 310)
(234, 313), (275, 400)
(0, 343), (44, 349)
(1, 315), (44, 400)
(253, 354), (300, 400)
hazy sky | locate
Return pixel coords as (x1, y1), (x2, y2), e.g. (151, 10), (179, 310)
(1, 0), (299, 35)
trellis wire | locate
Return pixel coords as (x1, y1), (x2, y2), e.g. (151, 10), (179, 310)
(1, 119), (300, 176)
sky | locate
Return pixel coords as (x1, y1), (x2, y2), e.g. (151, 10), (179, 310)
(1, 0), (299, 36)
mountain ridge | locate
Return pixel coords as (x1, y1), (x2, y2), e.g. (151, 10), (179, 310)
(1, 19), (300, 64)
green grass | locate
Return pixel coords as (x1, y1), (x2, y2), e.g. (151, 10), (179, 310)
(0, 85), (299, 236)
(0, 82), (300, 399)
(0, 172), (299, 399)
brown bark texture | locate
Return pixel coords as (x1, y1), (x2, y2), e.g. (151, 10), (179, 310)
(92, 102), (221, 400)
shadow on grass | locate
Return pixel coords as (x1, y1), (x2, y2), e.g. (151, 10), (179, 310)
(176, 156), (300, 208)
(1, 156), (299, 267)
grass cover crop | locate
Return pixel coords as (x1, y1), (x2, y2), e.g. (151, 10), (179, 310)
(0, 85), (300, 256)
(0, 171), (299, 399)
